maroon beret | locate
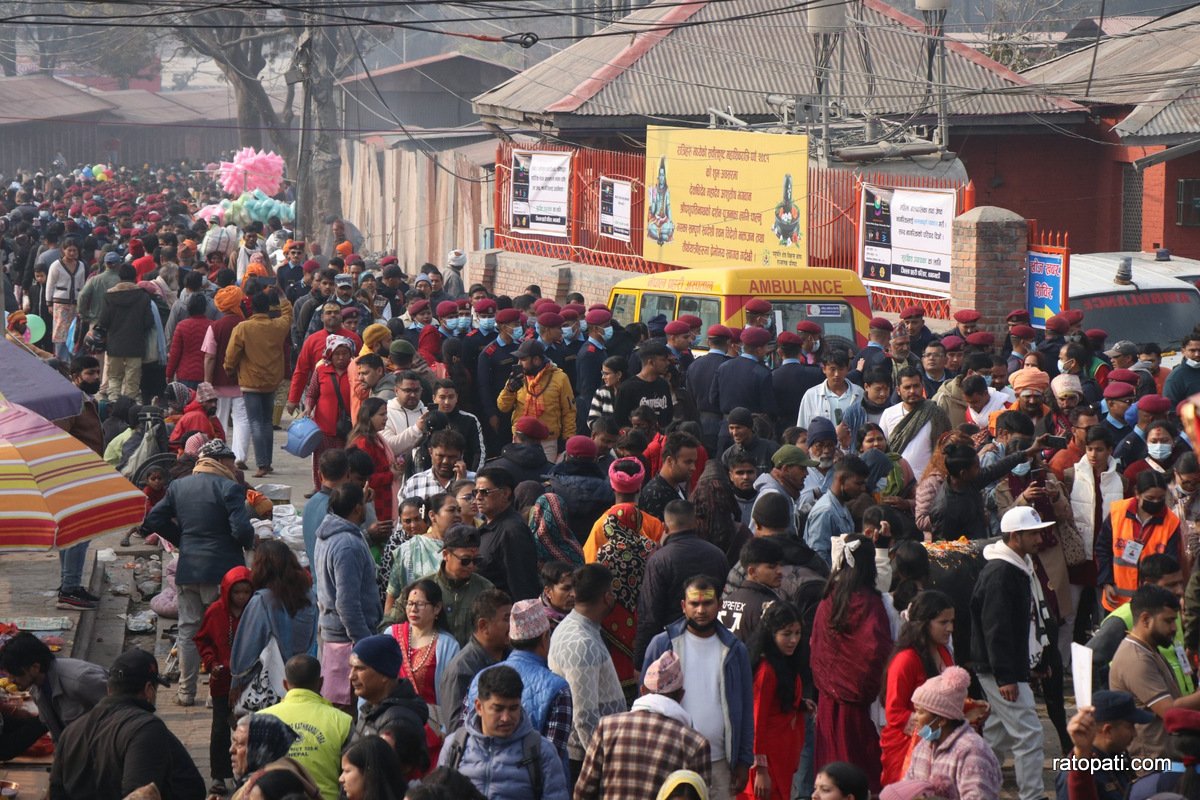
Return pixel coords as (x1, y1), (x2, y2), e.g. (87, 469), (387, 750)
(1062, 309), (1085, 325)
(1139, 394), (1172, 414)
(899, 305), (925, 319)
(744, 298), (772, 314)
(706, 324), (732, 339)
(741, 327), (772, 348)
(1102, 382), (1135, 400)
(776, 331), (803, 346)
(408, 299), (429, 315)
(1107, 368), (1139, 385)
(496, 308), (521, 325)
(565, 435), (598, 460)
(1006, 309), (1030, 322)
(515, 416), (551, 440)
(1010, 325), (1037, 339)
(436, 300), (459, 318)
(537, 312), (564, 328)
(966, 331), (996, 347)
(796, 321), (822, 335)
(953, 309), (981, 324)
(940, 335), (964, 352)
(869, 317), (894, 332)
(585, 309), (612, 326)
(474, 299), (497, 314)
(678, 314), (703, 329)
(664, 320), (690, 335)
(1045, 315), (1069, 334)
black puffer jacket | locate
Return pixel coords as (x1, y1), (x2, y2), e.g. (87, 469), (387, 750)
(352, 680), (431, 742)
(98, 283), (153, 358)
(486, 443), (551, 485)
(547, 459), (614, 541)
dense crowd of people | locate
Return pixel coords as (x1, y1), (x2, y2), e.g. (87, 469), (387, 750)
(7, 165), (1200, 800)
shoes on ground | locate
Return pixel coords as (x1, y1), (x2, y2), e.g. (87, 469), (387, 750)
(56, 587), (99, 610)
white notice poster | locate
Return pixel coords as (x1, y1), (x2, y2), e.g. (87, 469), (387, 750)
(859, 184), (957, 294)
(510, 151), (572, 237)
(599, 177), (632, 241)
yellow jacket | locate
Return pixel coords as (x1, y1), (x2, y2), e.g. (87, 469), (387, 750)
(258, 689), (350, 800)
(497, 363), (576, 439)
(223, 297), (293, 392)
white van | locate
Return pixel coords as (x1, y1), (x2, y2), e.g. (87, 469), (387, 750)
(1066, 252), (1200, 365)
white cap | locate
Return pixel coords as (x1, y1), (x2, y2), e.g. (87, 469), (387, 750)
(447, 249), (466, 268)
(1000, 505), (1054, 534)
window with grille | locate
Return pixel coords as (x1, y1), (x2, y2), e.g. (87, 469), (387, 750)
(1178, 179), (1200, 227)
(1122, 165), (1144, 251)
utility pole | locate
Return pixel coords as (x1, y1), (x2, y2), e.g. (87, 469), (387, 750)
(918, 0), (951, 150)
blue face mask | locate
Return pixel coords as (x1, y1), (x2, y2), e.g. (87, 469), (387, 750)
(534, 322), (543, 337)
(1149, 442), (1174, 461)
(411, 320), (425, 331)
(602, 325), (614, 342)
(512, 326), (525, 344)
(563, 328), (575, 344)
(1012, 461), (1031, 477)
(478, 317), (496, 335)
(917, 724), (942, 743)
(579, 320), (588, 334)
(458, 317), (473, 333)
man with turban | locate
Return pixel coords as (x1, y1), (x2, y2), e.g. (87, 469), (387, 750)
(1002, 368), (1052, 436)
(349, 323), (392, 421)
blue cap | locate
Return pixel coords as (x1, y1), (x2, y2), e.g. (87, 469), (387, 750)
(1092, 690), (1155, 724)
(104, 252), (122, 265)
(807, 416), (836, 445)
(351, 634), (402, 679)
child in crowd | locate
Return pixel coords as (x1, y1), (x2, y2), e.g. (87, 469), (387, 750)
(194, 565), (253, 798)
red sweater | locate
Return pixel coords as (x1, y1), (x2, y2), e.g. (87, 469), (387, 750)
(194, 566), (252, 698)
(167, 315), (213, 382)
(169, 400), (227, 452)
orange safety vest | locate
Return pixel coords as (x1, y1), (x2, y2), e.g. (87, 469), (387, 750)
(1104, 496), (1182, 612)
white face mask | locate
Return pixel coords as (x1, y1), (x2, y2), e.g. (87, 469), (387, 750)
(1187, 358), (1200, 369)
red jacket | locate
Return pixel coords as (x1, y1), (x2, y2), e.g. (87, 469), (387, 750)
(418, 325), (447, 366)
(169, 400), (227, 452)
(195, 566), (252, 698)
(289, 327), (362, 404)
(351, 434), (395, 520)
(167, 315), (213, 382)
(312, 364), (352, 438)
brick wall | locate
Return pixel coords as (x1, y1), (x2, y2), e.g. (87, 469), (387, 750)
(465, 249), (636, 307)
(950, 206), (1029, 332)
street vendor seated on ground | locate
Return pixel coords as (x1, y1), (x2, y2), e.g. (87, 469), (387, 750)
(0, 631), (109, 758)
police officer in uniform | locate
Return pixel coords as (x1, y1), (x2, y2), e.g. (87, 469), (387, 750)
(773, 330), (823, 437)
(478, 307), (522, 456)
(558, 308), (585, 395)
(575, 308), (613, 433)
(461, 298), (498, 371)
(711, 325), (777, 453)
(899, 305), (940, 357)
(687, 324), (734, 454)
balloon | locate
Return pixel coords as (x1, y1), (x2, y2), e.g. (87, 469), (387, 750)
(93, 163), (107, 176)
(24, 314), (46, 345)
(82, 167), (93, 179)
(95, 172), (108, 182)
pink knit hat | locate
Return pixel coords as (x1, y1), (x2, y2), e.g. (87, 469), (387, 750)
(195, 382), (217, 403)
(508, 599), (550, 642)
(608, 457), (645, 495)
(644, 651), (683, 694)
(910, 665), (970, 721)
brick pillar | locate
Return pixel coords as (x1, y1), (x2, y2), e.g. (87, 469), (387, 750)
(950, 206), (1028, 333)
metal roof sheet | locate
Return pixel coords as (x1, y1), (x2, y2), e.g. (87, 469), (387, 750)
(338, 51), (512, 85)
(474, 0), (1082, 129)
(162, 86), (293, 121)
(1024, 5), (1200, 106)
(0, 75), (114, 126)
(83, 89), (206, 125)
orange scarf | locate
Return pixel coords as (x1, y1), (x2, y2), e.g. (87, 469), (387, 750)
(523, 364), (551, 419)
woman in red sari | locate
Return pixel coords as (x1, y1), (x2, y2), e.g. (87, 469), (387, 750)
(880, 589), (956, 786)
(387, 578), (460, 754)
(809, 533), (893, 793)
(738, 601), (810, 800)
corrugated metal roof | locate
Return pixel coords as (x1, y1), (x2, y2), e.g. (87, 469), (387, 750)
(474, 0), (1082, 129)
(83, 89), (206, 125)
(0, 75), (114, 126)
(161, 86), (293, 121)
(338, 51), (512, 85)
(1024, 5), (1200, 106)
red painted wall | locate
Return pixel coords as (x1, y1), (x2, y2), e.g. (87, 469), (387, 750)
(950, 120), (1200, 260)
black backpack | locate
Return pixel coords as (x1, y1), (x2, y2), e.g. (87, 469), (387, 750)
(443, 726), (544, 800)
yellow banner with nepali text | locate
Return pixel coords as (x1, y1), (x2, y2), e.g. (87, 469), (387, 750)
(643, 126), (809, 270)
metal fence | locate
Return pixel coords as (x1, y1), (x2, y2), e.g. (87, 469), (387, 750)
(494, 141), (971, 315)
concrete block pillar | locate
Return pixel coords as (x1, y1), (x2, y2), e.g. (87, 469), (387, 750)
(950, 206), (1029, 331)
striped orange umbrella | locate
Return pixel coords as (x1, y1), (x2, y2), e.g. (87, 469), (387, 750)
(0, 394), (146, 551)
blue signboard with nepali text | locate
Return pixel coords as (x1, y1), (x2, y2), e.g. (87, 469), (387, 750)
(1027, 248), (1069, 329)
